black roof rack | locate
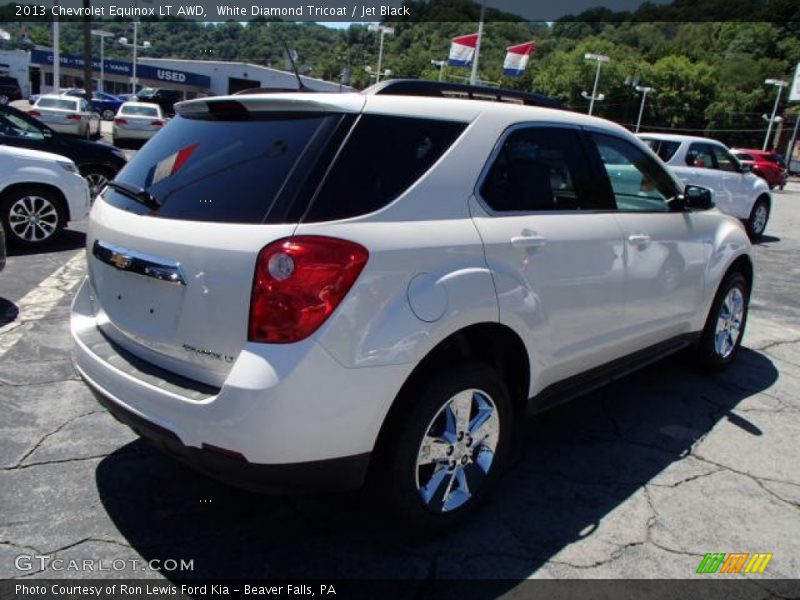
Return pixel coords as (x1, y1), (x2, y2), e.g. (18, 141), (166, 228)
(363, 79), (563, 109)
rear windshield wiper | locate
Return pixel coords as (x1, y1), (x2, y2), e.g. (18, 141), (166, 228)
(105, 181), (161, 211)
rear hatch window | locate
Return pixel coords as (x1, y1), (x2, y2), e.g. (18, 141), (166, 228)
(105, 111), (345, 224)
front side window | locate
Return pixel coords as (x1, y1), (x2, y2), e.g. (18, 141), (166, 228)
(480, 126), (603, 212)
(592, 132), (679, 212)
(686, 143), (715, 169)
(712, 145), (738, 172)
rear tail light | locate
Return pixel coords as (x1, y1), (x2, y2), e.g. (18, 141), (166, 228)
(28, 110), (40, 117)
(151, 120), (164, 127)
(66, 114), (82, 121)
(248, 236), (368, 344)
(114, 118), (127, 125)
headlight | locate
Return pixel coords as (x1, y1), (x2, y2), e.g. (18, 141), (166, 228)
(57, 161), (78, 174)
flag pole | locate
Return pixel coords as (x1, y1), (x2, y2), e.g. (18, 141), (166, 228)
(469, 0), (486, 85)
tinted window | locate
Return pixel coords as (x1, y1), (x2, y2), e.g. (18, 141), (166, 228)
(121, 105), (160, 117)
(480, 127), (603, 212)
(641, 138), (680, 162)
(711, 145), (738, 172)
(0, 113), (46, 141)
(735, 153), (755, 162)
(106, 112), (336, 224)
(686, 143), (715, 168)
(303, 115), (466, 222)
(592, 133), (679, 212)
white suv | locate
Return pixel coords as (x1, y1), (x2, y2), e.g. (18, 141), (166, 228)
(72, 87), (754, 529)
(638, 133), (771, 239)
(0, 145), (90, 247)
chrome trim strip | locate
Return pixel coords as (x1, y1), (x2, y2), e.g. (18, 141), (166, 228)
(92, 240), (187, 286)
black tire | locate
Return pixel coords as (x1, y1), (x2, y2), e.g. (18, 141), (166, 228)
(697, 271), (750, 372)
(745, 197), (769, 240)
(378, 362), (513, 531)
(1, 187), (66, 247)
(102, 109), (115, 121)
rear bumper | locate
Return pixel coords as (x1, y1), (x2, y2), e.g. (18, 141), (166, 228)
(91, 385), (370, 493)
(112, 126), (158, 140)
(71, 277), (408, 491)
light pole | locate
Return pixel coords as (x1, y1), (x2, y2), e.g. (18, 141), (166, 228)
(583, 53), (609, 116)
(635, 85), (655, 133)
(470, 0), (487, 85)
(119, 27), (150, 94)
(368, 24), (394, 83)
(52, 1), (60, 92)
(763, 78), (788, 151)
(364, 65), (392, 83)
(431, 59), (446, 82)
(91, 30), (114, 93)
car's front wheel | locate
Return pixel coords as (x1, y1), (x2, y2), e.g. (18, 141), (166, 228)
(102, 109), (115, 121)
(81, 167), (113, 199)
(381, 362), (512, 531)
(1, 187), (66, 247)
(697, 271), (750, 371)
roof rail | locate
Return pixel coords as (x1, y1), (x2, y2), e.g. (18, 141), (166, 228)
(363, 79), (563, 109)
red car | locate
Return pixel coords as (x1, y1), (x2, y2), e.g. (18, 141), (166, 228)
(732, 148), (788, 190)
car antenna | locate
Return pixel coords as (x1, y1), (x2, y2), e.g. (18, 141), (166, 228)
(269, 23), (307, 92)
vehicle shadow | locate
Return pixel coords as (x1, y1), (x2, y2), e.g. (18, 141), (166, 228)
(754, 234), (781, 244)
(95, 348), (779, 587)
(6, 229), (86, 257)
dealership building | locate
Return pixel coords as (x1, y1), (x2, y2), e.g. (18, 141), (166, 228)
(0, 48), (349, 100)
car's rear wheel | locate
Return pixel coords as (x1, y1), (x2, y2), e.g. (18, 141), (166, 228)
(381, 362), (512, 531)
(1, 187), (66, 247)
(697, 271), (749, 372)
(0, 94), (9, 105)
(746, 197), (769, 240)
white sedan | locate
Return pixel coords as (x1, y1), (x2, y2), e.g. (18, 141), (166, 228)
(0, 145), (90, 247)
(112, 102), (166, 145)
(29, 94), (101, 140)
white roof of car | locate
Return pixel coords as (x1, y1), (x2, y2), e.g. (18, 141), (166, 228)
(637, 132), (725, 146)
(176, 92), (634, 136)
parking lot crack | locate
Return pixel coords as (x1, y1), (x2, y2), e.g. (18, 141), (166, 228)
(9, 410), (104, 469)
(691, 454), (800, 506)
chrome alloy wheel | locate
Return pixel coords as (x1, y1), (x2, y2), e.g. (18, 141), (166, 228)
(415, 389), (500, 513)
(84, 171), (109, 198)
(752, 204), (768, 235)
(8, 195), (59, 243)
(714, 287), (744, 359)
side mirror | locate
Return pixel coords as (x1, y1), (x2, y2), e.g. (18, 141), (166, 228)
(684, 184), (714, 210)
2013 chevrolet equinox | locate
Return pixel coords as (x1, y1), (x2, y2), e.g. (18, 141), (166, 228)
(71, 88), (753, 529)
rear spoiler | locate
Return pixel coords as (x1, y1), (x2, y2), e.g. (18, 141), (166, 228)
(175, 94), (365, 118)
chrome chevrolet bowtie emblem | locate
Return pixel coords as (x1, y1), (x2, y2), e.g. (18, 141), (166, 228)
(109, 251), (133, 270)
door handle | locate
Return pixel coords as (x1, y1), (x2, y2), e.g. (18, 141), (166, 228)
(511, 235), (549, 249)
(628, 234), (651, 247)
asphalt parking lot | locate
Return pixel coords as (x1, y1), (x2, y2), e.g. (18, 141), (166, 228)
(1, 182), (799, 592)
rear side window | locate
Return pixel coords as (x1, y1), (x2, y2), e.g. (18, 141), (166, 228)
(303, 115), (466, 222)
(640, 138), (680, 163)
(106, 112), (336, 224)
